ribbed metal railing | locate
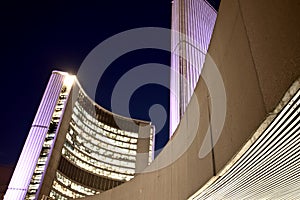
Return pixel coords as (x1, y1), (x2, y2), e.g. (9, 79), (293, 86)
(189, 79), (300, 199)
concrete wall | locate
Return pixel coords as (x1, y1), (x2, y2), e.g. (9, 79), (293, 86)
(80, 0), (300, 199)
(38, 89), (74, 199)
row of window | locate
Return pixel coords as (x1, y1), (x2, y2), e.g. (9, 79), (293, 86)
(72, 111), (138, 150)
(52, 180), (84, 199)
(70, 122), (137, 156)
(57, 156), (126, 191)
(67, 132), (136, 162)
(74, 101), (138, 138)
(62, 148), (134, 181)
(75, 109), (138, 144)
(65, 137), (136, 170)
(148, 128), (154, 164)
(63, 143), (135, 175)
(49, 189), (68, 200)
(72, 91), (154, 166)
(56, 171), (99, 196)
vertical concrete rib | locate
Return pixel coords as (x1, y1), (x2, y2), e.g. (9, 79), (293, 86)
(170, 0), (217, 137)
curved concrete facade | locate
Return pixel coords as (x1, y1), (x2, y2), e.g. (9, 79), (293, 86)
(80, 0), (300, 199)
(45, 80), (154, 200)
(4, 72), (154, 200)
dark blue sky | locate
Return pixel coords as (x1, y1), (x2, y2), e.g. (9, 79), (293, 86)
(0, 1), (172, 165)
(0, 0), (220, 165)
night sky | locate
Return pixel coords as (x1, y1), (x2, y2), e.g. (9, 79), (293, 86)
(0, 0), (220, 166)
(0, 1), (173, 166)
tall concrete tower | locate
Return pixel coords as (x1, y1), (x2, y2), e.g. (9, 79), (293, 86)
(170, 0), (217, 136)
(4, 71), (154, 200)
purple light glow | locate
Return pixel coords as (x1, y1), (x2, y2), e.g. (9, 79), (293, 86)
(4, 73), (65, 200)
(170, 0), (217, 137)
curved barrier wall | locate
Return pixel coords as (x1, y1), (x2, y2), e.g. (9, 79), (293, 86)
(79, 0), (300, 199)
(189, 79), (300, 199)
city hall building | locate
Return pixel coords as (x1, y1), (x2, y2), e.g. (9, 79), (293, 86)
(5, 0), (300, 199)
(5, 71), (154, 199)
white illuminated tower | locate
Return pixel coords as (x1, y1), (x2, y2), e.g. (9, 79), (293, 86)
(4, 71), (154, 200)
(170, 0), (217, 136)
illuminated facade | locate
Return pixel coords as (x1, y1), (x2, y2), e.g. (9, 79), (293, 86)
(4, 71), (154, 200)
(170, 0), (217, 136)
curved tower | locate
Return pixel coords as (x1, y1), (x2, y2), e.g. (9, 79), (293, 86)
(4, 71), (154, 200)
(170, 0), (217, 136)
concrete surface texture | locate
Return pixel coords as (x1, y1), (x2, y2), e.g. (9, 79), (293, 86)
(79, 0), (300, 199)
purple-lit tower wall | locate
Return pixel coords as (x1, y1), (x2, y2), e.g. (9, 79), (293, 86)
(4, 72), (70, 199)
(170, 0), (217, 137)
(4, 71), (154, 200)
